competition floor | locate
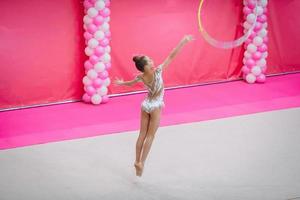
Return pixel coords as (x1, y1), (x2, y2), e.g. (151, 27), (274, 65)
(0, 107), (300, 200)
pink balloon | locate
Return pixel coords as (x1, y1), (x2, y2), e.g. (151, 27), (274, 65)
(258, 44), (268, 52)
(89, 55), (99, 64)
(82, 93), (91, 103)
(86, 86), (96, 96)
(247, 1), (255, 9)
(100, 8), (110, 17)
(99, 70), (108, 79)
(87, 24), (97, 34)
(105, 31), (111, 38)
(257, 17), (263, 23)
(254, 22), (262, 32)
(93, 78), (103, 88)
(100, 38), (109, 47)
(105, 0), (111, 7)
(242, 66), (250, 74)
(256, 74), (266, 83)
(249, 32), (257, 40)
(246, 59), (255, 67)
(84, 32), (93, 40)
(101, 95), (109, 103)
(263, 37), (269, 44)
(252, 52), (262, 60)
(84, 60), (93, 70)
(258, 15), (267, 23)
(263, 7), (268, 14)
(245, 39), (251, 46)
(243, 7), (252, 15)
(94, 46), (105, 56)
(93, 16), (104, 26)
(105, 63), (111, 70)
(89, 0), (97, 3)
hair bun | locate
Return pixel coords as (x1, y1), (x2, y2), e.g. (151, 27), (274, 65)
(133, 56), (140, 63)
(132, 55), (147, 72)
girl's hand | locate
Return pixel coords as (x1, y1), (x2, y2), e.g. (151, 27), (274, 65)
(183, 35), (195, 43)
(114, 77), (124, 86)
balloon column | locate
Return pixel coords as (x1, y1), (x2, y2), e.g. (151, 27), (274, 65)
(82, 0), (111, 104)
(242, 0), (268, 83)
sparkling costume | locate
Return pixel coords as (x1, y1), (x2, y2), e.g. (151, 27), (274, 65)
(136, 65), (165, 113)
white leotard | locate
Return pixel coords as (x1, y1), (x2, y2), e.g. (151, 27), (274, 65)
(136, 65), (165, 113)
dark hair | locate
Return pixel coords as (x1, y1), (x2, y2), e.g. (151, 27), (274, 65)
(133, 55), (148, 72)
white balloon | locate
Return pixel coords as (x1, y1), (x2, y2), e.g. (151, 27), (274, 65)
(254, 6), (264, 15)
(94, 62), (105, 72)
(91, 94), (102, 104)
(103, 78), (111, 86)
(246, 73), (256, 84)
(97, 86), (108, 96)
(95, 1), (105, 10)
(94, 30), (105, 40)
(87, 69), (98, 80)
(259, 0), (268, 7)
(83, 76), (92, 86)
(85, 47), (94, 56)
(83, 15), (92, 25)
(247, 14), (256, 24)
(257, 59), (266, 67)
(243, 21), (251, 30)
(87, 8), (98, 18)
(253, 36), (263, 46)
(251, 66), (262, 76)
(258, 29), (267, 37)
(88, 38), (99, 49)
(262, 52), (268, 59)
(100, 22), (110, 32)
(102, 53), (111, 63)
(244, 51), (252, 59)
(104, 17), (110, 23)
(105, 46), (111, 53)
(262, 23), (268, 29)
(247, 44), (257, 53)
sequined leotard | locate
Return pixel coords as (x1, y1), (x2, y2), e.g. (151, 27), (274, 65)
(136, 65), (165, 113)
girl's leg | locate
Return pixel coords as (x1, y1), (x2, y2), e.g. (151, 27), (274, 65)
(134, 109), (150, 175)
(140, 108), (161, 167)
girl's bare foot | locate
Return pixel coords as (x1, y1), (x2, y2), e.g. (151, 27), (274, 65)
(134, 161), (144, 177)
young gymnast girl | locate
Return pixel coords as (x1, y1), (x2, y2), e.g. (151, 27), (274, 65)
(114, 35), (194, 177)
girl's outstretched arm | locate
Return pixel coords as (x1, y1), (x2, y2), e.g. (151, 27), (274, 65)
(114, 75), (142, 87)
(161, 35), (194, 70)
